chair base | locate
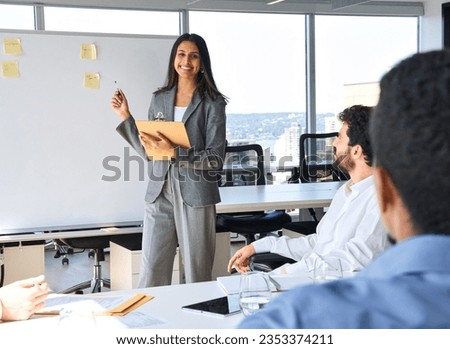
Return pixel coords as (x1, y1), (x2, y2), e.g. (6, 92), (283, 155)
(59, 259), (110, 294)
(59, 277), (111, 294)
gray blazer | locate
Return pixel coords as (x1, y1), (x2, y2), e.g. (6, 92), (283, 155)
(117, 87), (226, 207)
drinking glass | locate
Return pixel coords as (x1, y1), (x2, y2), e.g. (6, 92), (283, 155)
(313, 256), (343, 284)
(239, 271), (272, 316)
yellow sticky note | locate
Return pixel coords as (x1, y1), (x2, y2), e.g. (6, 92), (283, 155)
(84, 72), (100, 89)
(2, 61), (20, 78)
(3, 38), (22, 55)
(81, 43), (97, 60)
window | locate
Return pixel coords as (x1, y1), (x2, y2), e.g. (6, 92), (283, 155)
(44, 7), (179, 35)
(0, 4), (419, 183)
(190, 11), (306, 178)
(315, 15), (418, 128)
(190, 12), (418, 182)
(0, 4), (34, 30)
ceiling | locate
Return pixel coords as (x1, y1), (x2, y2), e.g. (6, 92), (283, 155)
(0, 0), (424, 16)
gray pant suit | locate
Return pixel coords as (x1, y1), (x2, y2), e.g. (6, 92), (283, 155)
(117, 87), (226, 286)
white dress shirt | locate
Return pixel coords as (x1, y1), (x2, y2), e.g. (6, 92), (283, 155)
(252, 176), (389, 274)
(174, 106), (187, 122)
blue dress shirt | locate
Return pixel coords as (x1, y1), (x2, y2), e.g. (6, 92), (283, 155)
(238, 234), (450, 329)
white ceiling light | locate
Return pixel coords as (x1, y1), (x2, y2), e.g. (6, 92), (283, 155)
(267, 0), (286, 5)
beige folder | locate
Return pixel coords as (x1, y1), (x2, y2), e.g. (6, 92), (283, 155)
(135, 120), (191, 160)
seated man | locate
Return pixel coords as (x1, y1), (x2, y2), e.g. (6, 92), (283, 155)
(228, 105), (389, 275)
(239, 50), (450, 328)
(0, 275), (48, 321)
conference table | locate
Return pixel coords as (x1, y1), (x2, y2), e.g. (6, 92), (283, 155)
(218, 181), (342, 213)
(0, 181), (342, 244)
(0, 274), (322, 331)
(0, 181), (343, 332)
(0, 280), (244, 331)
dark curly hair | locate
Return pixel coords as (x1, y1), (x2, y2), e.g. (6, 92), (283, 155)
(337, 105), (374, 166)
(370, 50), (450, 235)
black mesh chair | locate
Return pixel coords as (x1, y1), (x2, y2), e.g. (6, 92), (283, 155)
(216, 144), (292, 245)
(299, 132), (348, 183)
(283, 132), (348, 231)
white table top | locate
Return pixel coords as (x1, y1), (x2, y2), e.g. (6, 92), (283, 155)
(217, 181), (342, 213)
(0, 181), (343, 243)
(0, 225), (143, 244)
(0, 281), (244, 330)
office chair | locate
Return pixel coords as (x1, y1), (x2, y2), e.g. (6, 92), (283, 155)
(284, 132), (348, 229)
(216, 144), (292, 246)
(52, 239), (86, 265)
(58, 235), (112, 294)
(251, 132), (348, 272)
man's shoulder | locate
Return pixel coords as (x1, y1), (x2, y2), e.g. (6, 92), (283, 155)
(238, 277), (369, 328)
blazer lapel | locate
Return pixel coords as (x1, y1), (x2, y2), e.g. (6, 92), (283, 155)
(162, 88), (176, 121)
(183, 92), (202, 124)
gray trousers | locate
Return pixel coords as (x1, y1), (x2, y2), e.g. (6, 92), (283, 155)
(138, 166), (216, 287)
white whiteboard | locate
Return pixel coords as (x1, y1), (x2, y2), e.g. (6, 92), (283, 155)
(0, 30), (176, 231)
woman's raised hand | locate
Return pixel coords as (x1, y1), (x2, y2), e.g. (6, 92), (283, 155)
(111, 90), (131, 121)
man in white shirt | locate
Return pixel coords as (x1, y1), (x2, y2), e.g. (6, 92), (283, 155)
(228, 105), (389, 275)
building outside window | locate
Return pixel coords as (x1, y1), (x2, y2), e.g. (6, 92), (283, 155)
(191, 11), (418, 182)
(190, 11), (306, 180)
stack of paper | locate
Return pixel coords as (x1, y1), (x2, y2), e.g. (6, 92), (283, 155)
(37, 293), (154, 317)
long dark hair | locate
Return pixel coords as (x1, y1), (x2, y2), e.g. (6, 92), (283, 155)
(156, 33), (227, 102)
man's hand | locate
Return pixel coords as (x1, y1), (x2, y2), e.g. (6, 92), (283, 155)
(227, 244), (256, 273)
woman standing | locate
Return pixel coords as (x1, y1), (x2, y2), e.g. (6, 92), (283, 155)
(111, 33), (227, 287)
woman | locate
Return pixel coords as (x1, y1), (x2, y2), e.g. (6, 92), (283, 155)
(111, 33), (227, 287)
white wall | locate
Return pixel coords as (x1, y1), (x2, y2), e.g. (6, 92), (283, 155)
(421, 0), (446, 51)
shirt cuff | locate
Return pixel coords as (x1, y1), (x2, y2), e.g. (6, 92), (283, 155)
(252, 236), (278, 254)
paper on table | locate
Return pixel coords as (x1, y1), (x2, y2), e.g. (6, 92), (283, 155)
(116, 310), (165, 328)
(217, 274), (312, 294)
(100, 293), (154, 316)
(217, 275), (275, 294)
(36, 293), (154, 317)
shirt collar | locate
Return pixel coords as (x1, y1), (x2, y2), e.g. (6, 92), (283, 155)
(345, 175), (374, 197)
(360, 234), (450, 278)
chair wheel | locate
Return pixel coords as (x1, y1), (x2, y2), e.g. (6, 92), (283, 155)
(67, 248), (74, 255)
(75, 290), (84, 295)
(62, 257), (69, 265)
(88, 250), (95, 258)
